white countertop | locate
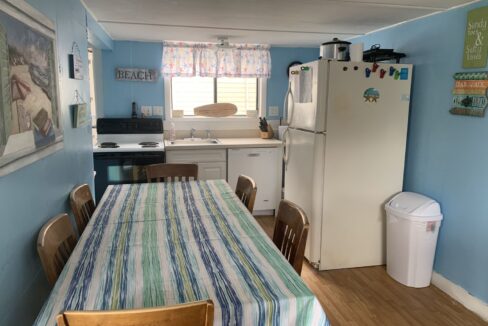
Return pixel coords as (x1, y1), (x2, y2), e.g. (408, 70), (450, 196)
(164, 138), (282, 150)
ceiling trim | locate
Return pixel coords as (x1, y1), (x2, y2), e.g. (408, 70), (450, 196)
(98, 20), (362, 37)
(352, 0), (482, 38)
(80, 0), (113, 39)
(315, 0), (448, 10)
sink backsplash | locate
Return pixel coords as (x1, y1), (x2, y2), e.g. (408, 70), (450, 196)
(169, 129), (261, 140)
(164, 119), (279, 140)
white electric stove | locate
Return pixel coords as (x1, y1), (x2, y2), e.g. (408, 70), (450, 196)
(93, 118), (165, 202)
(94, 134), (165, 153)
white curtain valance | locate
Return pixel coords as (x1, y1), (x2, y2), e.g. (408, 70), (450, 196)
(162, 41), (271, 78)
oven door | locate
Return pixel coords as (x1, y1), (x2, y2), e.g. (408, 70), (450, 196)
(93, 151), (165, 202)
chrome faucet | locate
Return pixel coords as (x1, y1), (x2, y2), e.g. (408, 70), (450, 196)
(206, 129), (212, 139)
(190, 128), (196, 139)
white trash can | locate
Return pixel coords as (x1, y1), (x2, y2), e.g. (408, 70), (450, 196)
(385, 192), (443, 288)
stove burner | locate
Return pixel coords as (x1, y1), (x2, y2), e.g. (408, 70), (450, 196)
(138, 142), (158, 146)
(99, 142), (119, 148)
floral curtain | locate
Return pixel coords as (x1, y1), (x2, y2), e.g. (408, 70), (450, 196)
(162, 41), (271, 78)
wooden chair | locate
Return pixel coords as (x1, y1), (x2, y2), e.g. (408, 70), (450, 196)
(37, 213), (78, 286)
(235, 175), (257, 213)
(56, 300), (214, 326)
(272, 200), (309, 275)
(146, 163), (198, 182)
(70, 184), (96, 235)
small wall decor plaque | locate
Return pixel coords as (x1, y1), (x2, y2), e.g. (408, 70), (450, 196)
(71, 103), (89, 128)
(450, 71), (488, 117)
(115, 68), (158, 82)
(463, 7), (488, 68)
(68, 42), (83, 79)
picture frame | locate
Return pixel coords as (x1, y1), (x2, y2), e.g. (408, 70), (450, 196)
(0, 0), (63, 176)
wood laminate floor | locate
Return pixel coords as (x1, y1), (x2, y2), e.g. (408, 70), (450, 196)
(255, 215), (487, 326)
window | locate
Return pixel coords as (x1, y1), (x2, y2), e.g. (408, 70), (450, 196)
(171, 77), (258, 116)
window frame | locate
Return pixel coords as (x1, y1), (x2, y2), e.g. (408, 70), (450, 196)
(164, 77), (266, 130)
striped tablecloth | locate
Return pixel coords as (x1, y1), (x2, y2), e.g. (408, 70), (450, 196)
(35, 180), (329, 326)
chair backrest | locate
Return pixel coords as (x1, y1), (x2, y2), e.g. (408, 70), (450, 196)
(272, 200), (309, 275)
(56, 300), (214, 326)
(37, 213), (78, 286)
(146, 163), (198, 182)
(69, 184), (95, 235)
(235, 175), (257, 213)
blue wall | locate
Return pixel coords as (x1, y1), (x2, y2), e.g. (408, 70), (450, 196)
(101, 42), (164, 117)
(0, 0), (101, 324)
(355, 1), (488, 303)
(100, 42), (319, 120)
(267, 47), (319, 120)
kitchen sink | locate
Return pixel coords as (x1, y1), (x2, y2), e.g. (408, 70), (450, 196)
(169, 138), (220, 145)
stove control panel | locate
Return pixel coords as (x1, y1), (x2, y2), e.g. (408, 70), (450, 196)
(97, 118), (163, 134)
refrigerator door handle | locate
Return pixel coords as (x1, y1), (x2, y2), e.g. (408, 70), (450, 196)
(284, 81), (295, 126)
(283, 128), (291, 170)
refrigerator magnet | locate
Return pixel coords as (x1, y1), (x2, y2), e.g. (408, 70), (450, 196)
(380, 69), (386, 79)
(364, 88), (380, 102)
(365, 67), (372, 78)
(389, 66), (396, 76)
(400, 68), (409, 80)
(372, 62), (379, 73)
(394, 70), (401, 80)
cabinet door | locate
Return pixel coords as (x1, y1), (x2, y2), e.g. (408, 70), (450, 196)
(198, 162), (227, 180)
(228, 148), (282, 211)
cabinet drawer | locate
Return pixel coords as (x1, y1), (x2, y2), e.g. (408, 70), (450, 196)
(166, 149), (226, 163)
(198, 162), (227, 180)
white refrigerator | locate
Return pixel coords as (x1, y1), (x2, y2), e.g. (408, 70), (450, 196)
(283, 60), (412, 270)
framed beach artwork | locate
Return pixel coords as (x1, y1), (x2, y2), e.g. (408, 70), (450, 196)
(0, 0), (62, 176)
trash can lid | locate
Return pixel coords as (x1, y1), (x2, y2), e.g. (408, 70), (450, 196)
(385, 192), (443, 221)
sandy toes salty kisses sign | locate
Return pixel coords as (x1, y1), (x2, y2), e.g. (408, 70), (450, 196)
(115, 68), (158, 82)
(463, 6), (488, 68)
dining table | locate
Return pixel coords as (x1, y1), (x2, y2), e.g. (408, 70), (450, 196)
(35, 180), (329, 325)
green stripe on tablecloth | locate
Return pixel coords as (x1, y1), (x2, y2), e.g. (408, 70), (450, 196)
(142, 183), (165, 306)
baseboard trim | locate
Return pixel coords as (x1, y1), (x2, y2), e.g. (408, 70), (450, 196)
(431, 272), (488, 321)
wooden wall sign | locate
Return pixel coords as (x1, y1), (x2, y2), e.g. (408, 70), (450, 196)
(450, 72), (488, 117)
(115, 68), (158, 82)
(463, 7), (488, 68)
(71, 103), (90, 127)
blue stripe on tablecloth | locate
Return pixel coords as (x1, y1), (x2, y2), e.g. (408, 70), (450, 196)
(182, 181), (243, 325)
(193, 181), (283, 326)
(63, 185), (122, 310)
(163, 182), (204, 302)
(101, 184), (138, 309)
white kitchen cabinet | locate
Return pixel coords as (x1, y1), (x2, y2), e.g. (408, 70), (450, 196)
(198, 162), (227, 180)
(228, 147), (282, 213)
(166, 149), (227, 180)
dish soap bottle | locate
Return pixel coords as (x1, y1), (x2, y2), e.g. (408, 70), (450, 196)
(131, 102), (137, 118)
(169, 122), (176, 141)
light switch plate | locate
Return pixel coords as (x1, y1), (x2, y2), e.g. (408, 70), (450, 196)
(152, 106), (163, 116)
(269, 106), (279, 116)
(141, 106), (152, 117)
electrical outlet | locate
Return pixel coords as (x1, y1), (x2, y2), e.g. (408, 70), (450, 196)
(269, 106), (279, 116)
(152, 106), (163, 116)
(141, 106), (152, 117)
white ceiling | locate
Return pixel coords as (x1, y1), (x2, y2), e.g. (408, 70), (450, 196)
(83, 0), (479, 47)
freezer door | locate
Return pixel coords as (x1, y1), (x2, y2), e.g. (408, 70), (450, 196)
(287, 60), (328, 132)
(284, 128), (326, 266)
(320, 61), (412, 270)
